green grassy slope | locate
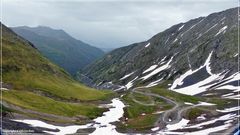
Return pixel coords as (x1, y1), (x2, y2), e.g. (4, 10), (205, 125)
(3, 90), (104, 118)
(2, 23), (112, 121)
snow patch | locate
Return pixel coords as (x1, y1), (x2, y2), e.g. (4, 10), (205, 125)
(171, 51), (213, 89)
(141, 56), (173, 80)
(120, 71), (135, 80)
(151, 127), (160, 131)
(185, 113), (235, 129)
(145, 43), (151, 48)
(114, 86), (126, 91)
(170, 51), (224, 95)
(215, 72), (240, 91)
(172, 72), (221, 95)
(217, 106), (240, 113)
(178, 24), (185, 31)
(125, 76), (138, 89)
(197, 114), (206, 120)
(13, 119), (91, 135)
(215, 26), (228, 36)
(234, 53), (238, 57)
(166, 118), (189, 131)
(1, 87), (9, 91)
(161, 56), (167, 61)
(172, 38), (178, 43)
(145, 78), (164, 88)
(152, 111), (164, 114)
(217, 85), (239, 91)
(186, 123), (231, 135)
(223, 94), (240, 100)
(13, 98), (125, 135)
(184, 102), (194, 105)
(222, 93), (234, 97)
(143, 65), (158, 74)
(205, 51), (214, 75)
(196, 102), (215, 106)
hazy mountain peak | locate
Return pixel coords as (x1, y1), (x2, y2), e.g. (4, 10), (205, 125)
(12, 25), (105, 75)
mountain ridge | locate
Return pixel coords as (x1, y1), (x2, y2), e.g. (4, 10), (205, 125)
(80, 7), (238, 94)
(11, 26), (105, 75)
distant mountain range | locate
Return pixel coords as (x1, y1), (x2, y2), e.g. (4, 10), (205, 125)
(11, 26), (104, 75)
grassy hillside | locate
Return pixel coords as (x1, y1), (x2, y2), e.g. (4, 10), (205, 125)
(2, 23), (112, 122)
(3, 90), (104, 118)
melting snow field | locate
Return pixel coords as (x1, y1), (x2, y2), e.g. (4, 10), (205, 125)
(13, 98), (125, 135)
(13, 119), (91, 135)
(91, 98), (125, 135)
(166, 118), (189, 131)
(170, 51), (240, 96)
(157, 113), (237, 135)
(170, 51), (223, 95)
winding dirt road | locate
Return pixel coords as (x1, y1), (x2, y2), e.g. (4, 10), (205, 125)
(131, 87), (183, 125)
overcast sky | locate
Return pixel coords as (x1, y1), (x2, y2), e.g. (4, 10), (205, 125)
(2, 0), (238, 48)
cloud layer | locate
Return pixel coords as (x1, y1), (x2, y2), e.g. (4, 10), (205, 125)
(2, 0), (237, 48)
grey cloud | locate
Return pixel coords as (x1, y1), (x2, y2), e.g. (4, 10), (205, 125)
(2, 0), (237, 48)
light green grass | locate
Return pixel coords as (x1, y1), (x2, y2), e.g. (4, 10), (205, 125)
(3, 90), (105, 118)
(122, 94), (157, 118)
(4, 70), (112, 101)
(131, 92), (153, 104)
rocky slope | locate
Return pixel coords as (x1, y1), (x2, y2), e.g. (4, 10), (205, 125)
(78, 7), (239, 134)
(11, 26), (104, 75)
(81, 7), (239, 96)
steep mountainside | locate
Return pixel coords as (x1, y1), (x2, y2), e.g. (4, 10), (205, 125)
(2, 23), (112, 126)
(78, 8), (239, 134)
(11, 26), (104, 75)
(82, 7), (239, 96)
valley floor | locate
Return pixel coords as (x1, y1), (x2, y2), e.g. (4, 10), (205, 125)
(2, 83), (239, 135)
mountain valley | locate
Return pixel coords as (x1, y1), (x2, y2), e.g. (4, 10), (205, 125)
(1, 7), (240, 135)
(11, 26), (104, 76)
